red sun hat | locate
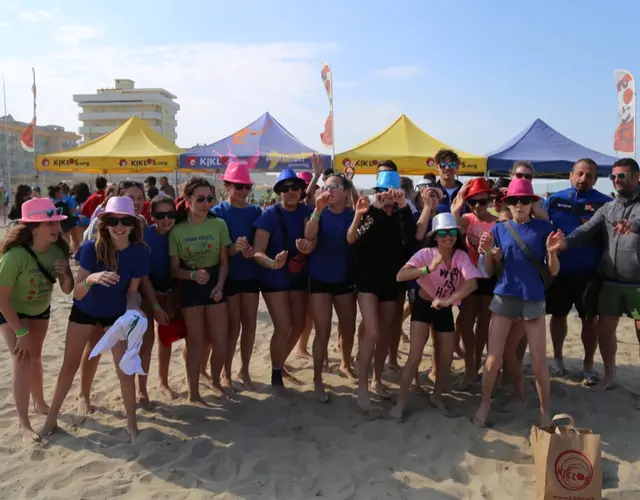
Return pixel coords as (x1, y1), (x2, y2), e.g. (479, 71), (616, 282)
(504, 178), (540, 201)
(463, 178), (493, 201)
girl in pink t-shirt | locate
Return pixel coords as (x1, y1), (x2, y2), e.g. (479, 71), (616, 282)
(391, 213), (480, 419)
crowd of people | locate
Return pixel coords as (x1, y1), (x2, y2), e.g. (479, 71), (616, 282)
(1, 149), (639, 444)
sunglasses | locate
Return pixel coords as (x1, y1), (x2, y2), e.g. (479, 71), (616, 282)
(324, 184), (345, 191)
(279, 184), (302, 193)
(373, 187), (389, 193)
(439, 162), (458, 170)
(505, 196), (534, 206)
(104, 216), (136, 227)
(466, 198), (489, 207)
(609, 173), (630, 181)
(194, 195), (215, 204)
(514, 172), (533, 180)
(29, 207), (64, 218)
(231, 183), (252, 191)
(154, 211), (176, 220)
(435, 228), (458, 238)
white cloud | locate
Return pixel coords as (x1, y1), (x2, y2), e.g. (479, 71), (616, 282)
(52, 25), (103, 44)
(373, 65), (423, 80)
(0, 20), (9, 28)
(1, 1), (56, 22)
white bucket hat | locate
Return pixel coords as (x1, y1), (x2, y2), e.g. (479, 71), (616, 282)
(427, 213), (461, 237)
(416, 179), (444, 199)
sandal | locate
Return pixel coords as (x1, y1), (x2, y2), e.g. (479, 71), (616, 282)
(582, 370), (599, 387)
(550, 360), (567, 377)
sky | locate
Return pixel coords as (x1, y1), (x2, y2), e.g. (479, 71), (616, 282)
(0, 0), (638, 159)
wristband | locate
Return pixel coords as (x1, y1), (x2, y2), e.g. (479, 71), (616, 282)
(421, 266), (430, 276)
(311, 212), (321, 221)
(269, 259), (276, 269)
(152, 303), (161, 310)
(15, 327), (28, 337)
(190, 271), (196, 281)
(82, 279), (92, 289)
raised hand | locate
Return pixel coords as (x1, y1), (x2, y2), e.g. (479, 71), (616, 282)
(54, 259), (70, 277)
(479, 231), (494, 253)
(315, 191), (330, 212)
(614, 219), (637, 235)
(373, 193), (386, 209)
(546, 230), (565, 253)
(296, 238), (313, 255)
(355, 196), (370, 214)
(311, 153), (323, 177)
(272, 250), (288, 270)
(390, 188), (407, 208)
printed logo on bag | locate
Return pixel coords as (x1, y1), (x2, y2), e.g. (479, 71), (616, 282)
(554, 450), (594, 491)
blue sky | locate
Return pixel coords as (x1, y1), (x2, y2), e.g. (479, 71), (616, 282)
(0, 0), (637, 157)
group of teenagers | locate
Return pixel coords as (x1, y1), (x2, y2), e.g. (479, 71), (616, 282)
(2, 148), (640, 444)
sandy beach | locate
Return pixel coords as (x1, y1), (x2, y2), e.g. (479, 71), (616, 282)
(1, 261), (640, 499)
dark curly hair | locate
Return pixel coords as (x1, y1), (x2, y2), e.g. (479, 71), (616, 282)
(434, 149), (460, 166)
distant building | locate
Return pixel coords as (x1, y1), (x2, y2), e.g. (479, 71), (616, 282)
(73, 79), (179, 143)
(0, 115), (80, 175)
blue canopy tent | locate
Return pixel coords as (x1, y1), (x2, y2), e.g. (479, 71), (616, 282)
(487, 119), (618, 177)
(179, 112), (331, 172)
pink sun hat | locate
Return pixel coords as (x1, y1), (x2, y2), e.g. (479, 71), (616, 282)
(297, 171), (313, 185)
(222, 162), (253, 185)
(504, 178), (540, 201)
(18, 198), (68, 223)
(97, 196), (136, 219)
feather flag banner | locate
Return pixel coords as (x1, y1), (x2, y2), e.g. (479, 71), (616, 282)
(320, 62), (334, 150)
(21, 68), (37, 153)
(614, 69), (636, 157)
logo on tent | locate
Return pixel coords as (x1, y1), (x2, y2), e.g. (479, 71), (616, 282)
(119, 159), (128, 167)
(42, 158), (50, 168)
(342, 158), (379, 168)
(186, 156), (197, 167)
(426, 157), (435, 167)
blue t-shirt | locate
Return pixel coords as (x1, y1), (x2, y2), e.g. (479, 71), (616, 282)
(212, 201), (262, 282)
(253, 203), (313, 289)
(143, 225), (172, 292)
(64, 195), (78, 212)
(308, 207), (354, 284)
(492, 219), (553, 301)
(74, 240), (150, 317)
(546, 187), (611, 275)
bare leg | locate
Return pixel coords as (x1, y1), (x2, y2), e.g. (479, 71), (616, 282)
(200, 339), (212, 387)
(523, 316), (551, 427)
(474, 296), (492, 379)
(78, 324), (103, 414)
(238, 292), (259, 389)
(310, 292), (333, 402)
(356, 293), (380, 412)
(458, 296), (480, 389)
(390, 321), (429, 419)
(429, 325), (439, 383)
(296, 308), (313, 359)
(182, 307), (208, 405)
(334, 292), (357, 380)
(137, 302), (155, 408)
(581, 316), (598, 377)
(263, 291), (292, 392)
(26, 319), (50, 414)
(596, 315), (620, 390)
(205, 302), (229, 399)
(1, 322), (40, 442)
(223, 294), (242, 390)
(549, 315), (568, 376)
(283, 291), (309, 364)
(387, 295), (406, 373)
(157, 338), (177, 400)
(111, 342), (138, 441)
(372, 298), (400, 399)
(503, 326), (526, 408)
(431, 329), (455, 416)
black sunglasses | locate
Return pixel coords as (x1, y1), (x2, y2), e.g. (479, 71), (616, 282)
(514, 172), (533, 181)
(195, 195), (215, 203)
(279, 184), (302, 194)
(505, 196), (534, 206)
(609, 173), (630, 181)
(231, 183), (252, 191)
(466, 198), (489, 207)
(154, 211), (176, 220)
(104, 216), (136, 227)
(373, 187), (389, 193)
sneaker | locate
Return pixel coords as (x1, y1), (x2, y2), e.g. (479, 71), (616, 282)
(550, 359), (567, 377)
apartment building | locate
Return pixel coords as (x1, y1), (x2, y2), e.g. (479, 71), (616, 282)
(73, 79), (179, 143)
(0, 115), (80, 174)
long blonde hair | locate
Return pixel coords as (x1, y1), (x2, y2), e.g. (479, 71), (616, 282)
(95, 217), (143, 271)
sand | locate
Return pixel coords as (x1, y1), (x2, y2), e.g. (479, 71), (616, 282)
(2, 266), (640, 498)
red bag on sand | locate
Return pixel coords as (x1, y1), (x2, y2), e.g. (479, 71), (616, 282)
(530, 413), (602, 500)
(157, 318), (187, 347)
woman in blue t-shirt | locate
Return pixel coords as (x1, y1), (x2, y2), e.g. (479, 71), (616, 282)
(212, 163), (262, 390)
(42, 196), (149, 441)
(473, 179), (563, 428)
(253, 169), (313, 392)
(304, 174), (356, 402)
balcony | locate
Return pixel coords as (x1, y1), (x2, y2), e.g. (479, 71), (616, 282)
(79, 125), (162, 136)
(79, 111), (162, 121)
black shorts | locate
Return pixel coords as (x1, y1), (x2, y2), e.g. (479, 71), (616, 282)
(224, 279), (260, 297)
(0, 306), (51, 325)
(473, 277), (497, 297)
(69, 305), (120, 327)
(308, 278), (355, 296)
(356, 282), (403, 302)
(411, 295), (455, 332)
(261, 275), (308, 294)
(545, 272), (601, 319)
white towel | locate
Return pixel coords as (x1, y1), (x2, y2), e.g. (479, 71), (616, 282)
(89, 310), (148, 376)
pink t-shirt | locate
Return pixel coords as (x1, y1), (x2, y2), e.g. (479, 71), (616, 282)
(407, 248), (482, 304)
(462, 213), (496, 266)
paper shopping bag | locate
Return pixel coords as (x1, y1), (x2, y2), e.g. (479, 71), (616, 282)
(529, 413), (602, 500)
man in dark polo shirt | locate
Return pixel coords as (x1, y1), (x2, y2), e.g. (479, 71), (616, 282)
(545, 158), (611, 384)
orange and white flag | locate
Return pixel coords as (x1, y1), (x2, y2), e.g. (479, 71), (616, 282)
(614, 70), (635, 156)
(320, 62), (334, 148)
(21, 68), (36, 153)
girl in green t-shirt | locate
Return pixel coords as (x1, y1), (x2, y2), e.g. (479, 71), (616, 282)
(0, 198), (73, 443)
(170, 177), (231, 404)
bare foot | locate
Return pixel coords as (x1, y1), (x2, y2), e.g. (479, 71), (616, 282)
(158, 384), (177, 401)
(539, 412), (552, 428)
(389, 403), (404, 420)
(296, 349), (312, 360)
(357, 386), (370, 413)
(472, 407), (489, 427)
(387, 362), (402, 375)
(21, 425), (41, 444)
(188, 395), (211, 408)
(339, 363), (357, 380)
(428, 370), (437, 384)
(33, 401), (50, 415)
(401, 333), (410, 343)
(220, 375), (234, 392)
(238, 371), (255, 391)
(429, 395), (450, 417)
(371, 381), (392, 400)
(76, 397), (93, 416)
(209, 384), (229, 401)
(597, 376), (617, 391)
(314, 382), (330, 403)
(128, 424), (139, 443)
(137, 394), (154, 410)
(200, 372), (214, 390)
(39, 418), (58, 437)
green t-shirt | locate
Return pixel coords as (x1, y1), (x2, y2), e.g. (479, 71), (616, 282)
(0, 245), (66, 315)
(169, 217), (231, 270)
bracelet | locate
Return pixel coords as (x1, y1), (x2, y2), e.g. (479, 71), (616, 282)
(311, 212), (321, 221)
(269, 259), (276, 269)
(15, 327), (28, 337)
(82, 279), (92, 289)
(421, 266), (430, 276)
(190, 271), (196, 280)
(152, 303), (161, 310)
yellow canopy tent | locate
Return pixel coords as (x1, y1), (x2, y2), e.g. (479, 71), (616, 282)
(36, 116), (182, 174)
(335, 115), (487, 175)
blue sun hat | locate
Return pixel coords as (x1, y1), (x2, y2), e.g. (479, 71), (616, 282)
(375, 170), (401, 191)
(274, 168), (306, 194)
